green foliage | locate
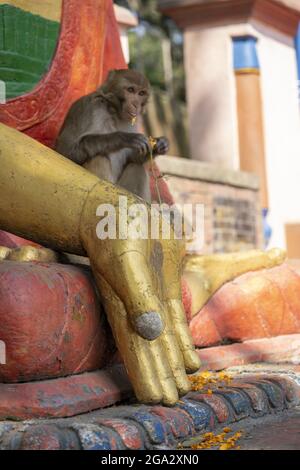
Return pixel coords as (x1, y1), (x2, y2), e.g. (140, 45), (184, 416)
(128, 29), (165, 89)
(117, 0), (186, 101)
(117, 0), (189, 156)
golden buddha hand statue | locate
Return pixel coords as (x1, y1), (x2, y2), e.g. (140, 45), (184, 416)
(0, 123), (200, 405)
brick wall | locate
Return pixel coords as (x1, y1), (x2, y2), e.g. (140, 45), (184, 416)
(156, 156), (264, 254)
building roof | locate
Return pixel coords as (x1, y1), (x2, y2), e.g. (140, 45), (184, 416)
(276, 0), (300, 13)
(114, 4), (138, 28)
(159, 0), (300, 14)
(158, 0), (300, 36)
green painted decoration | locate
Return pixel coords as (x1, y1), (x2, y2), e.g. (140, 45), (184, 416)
(0, 4), (60, 100)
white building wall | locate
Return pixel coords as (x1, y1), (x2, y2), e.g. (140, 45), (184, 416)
(253, 21), (300, 249)
(184, 21), (300, 250)
(184, 26), (240, 169)
(113, 4), (137, 64)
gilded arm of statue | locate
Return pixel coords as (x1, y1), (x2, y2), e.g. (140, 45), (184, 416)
(0, 123), (200, 405)
(0, 123), (286, 404)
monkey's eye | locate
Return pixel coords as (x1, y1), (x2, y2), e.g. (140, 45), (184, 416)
(127, 87), (135, 93)
(139, 90), (146, 96)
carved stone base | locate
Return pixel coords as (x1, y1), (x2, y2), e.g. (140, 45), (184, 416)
(0, 365), (132, 420)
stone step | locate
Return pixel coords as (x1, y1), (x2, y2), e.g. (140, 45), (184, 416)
(1, 367), (299, 450)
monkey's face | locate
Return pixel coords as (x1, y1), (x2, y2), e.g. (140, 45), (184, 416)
(120, 82), (149, 122)
(102, 70), (150, 123)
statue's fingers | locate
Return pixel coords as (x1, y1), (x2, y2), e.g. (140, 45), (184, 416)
(159, 314), (192, 397)
(95, 271), (181, 405)
(106, 250), (166, 341)
(148, 338), (180, 406)
(94, 271), (164, 404)
(160, 240), (200, 373)
(166, 298), (200, 373)
(109, 249), (193, 401)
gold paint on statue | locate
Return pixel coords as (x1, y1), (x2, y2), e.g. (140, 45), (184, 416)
(0, 246), (12, 260)
(0, 123), (286, 405)
(183, 248), (286, 318)
(0, 123), (200, 406)
(7, 246), (58, 262)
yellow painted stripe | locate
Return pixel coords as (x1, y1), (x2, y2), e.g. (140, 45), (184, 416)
(235, 68), (260, 75)
(0, 0), (62, 22)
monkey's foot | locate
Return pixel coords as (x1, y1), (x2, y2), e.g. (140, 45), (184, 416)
(0, 246), (58, 263)
(183, 248), (286, 318)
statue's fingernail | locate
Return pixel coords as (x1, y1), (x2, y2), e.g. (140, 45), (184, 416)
(134, 312), (164, 340)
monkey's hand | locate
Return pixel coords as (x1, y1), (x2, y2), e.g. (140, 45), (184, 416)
(153, 136), (169, 156)
(80, 186), (200, 405)
(118, 132), (151, 164)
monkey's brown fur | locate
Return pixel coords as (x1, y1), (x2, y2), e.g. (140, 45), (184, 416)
(55, 69), (169, 202)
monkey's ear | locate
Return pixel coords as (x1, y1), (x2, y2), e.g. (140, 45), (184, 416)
(100, 70), (117, 94)
(106, 68), (127, 81)
(102, 69), (127, 92)
(106, 69), (117, 81)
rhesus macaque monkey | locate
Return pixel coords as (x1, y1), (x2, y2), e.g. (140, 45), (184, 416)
(55, 69), (169, 202)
